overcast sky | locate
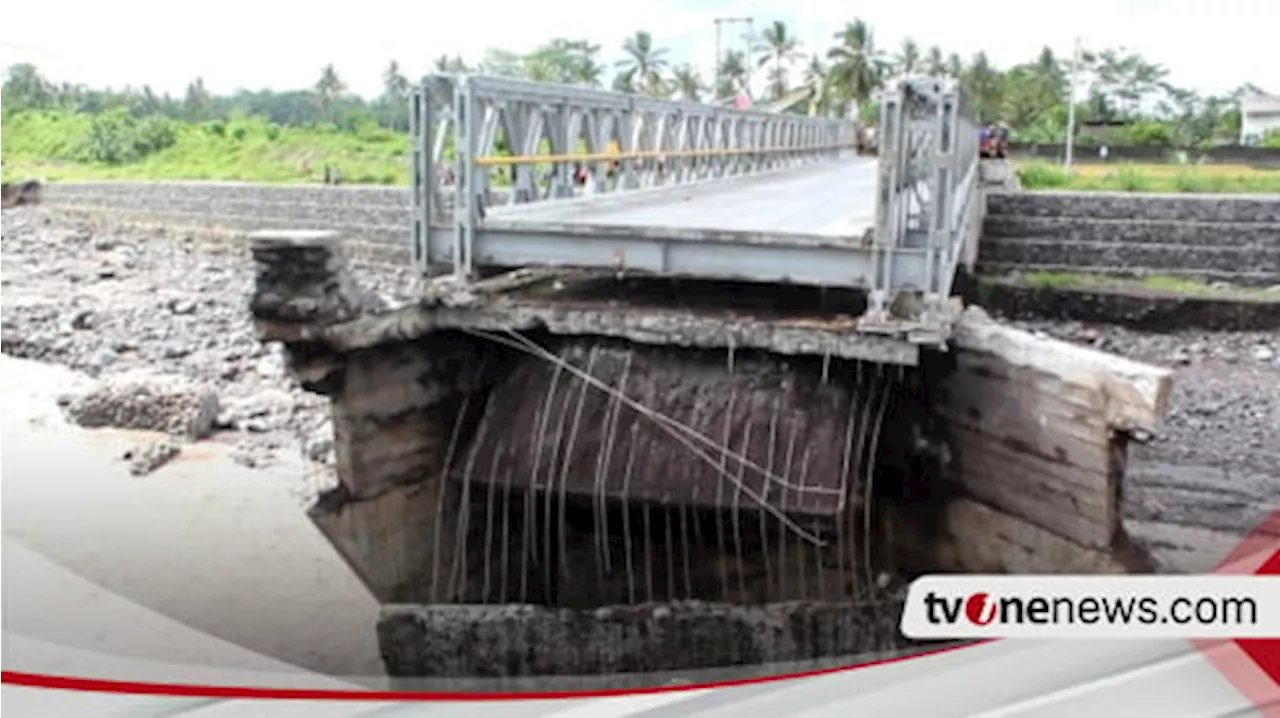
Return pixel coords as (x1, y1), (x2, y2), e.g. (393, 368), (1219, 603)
(2, 0), (1275, 100)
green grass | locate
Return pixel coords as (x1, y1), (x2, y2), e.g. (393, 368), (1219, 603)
(2, 110), (413, 185)
(1015, 160), (1280, 194)
(1017, 271), (1277, 299)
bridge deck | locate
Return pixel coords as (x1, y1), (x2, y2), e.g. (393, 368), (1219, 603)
(421, 157), (914, 296)
(487, 157), (878, 240)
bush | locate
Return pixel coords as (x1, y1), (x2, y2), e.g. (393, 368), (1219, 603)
(1016, 160), (1071, 189)
(78, 110), (177, 164)
(1113, 165), (1152, 192)
(1127, 121), (1174, 147)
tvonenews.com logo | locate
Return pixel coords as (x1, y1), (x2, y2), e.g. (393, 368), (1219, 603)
(921, 589), (1258, 629)
(901, 576), (1279, 640)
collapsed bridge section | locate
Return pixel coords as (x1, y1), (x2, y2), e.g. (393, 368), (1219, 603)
(249, 231), (1173, 679)
(241, 72), (1173, 681)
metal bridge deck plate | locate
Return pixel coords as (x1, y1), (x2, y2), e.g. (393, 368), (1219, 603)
(486, 159), (877, 238)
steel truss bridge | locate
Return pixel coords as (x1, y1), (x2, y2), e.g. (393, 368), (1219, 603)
(409, 73), (982, 348)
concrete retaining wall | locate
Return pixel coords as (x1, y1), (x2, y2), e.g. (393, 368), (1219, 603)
(978, 191), (1280, 286)
(42, 181), (415, 246)
(41, 180), (1280, 287)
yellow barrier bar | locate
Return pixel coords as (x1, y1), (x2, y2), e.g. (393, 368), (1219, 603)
(472, 142), (858, 168)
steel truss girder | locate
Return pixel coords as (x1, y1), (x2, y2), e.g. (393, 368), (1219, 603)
(867, 76), (982, 338)
(411, 74), (857, 278)
(407, 74), (980, 350)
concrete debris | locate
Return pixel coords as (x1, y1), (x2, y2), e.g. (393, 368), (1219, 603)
(123, 439), (182, 476)
(63, 371), (220, 439)
(301, 419), (335, 465)
(215, 389), (295, 433)
(379, 598), (906, 677)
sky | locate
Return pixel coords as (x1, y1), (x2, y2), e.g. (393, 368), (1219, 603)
(1, 0), (1275, 101)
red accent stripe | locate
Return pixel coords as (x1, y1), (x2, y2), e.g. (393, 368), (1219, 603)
(1, 641), (984, 701)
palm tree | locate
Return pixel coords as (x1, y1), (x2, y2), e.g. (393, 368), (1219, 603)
(925, 46), (946, 76)
(896, 38), (920, 77)
(756, 20), (803, 101)
(616, 31), (670, 97)
(716, 50), (749, 102)
(946, 53), (965, 80)
(574, 54), (606, 87)
(801, 55), (830, 115)
(962, 52), (1003, 123)
(314, 64), (346, 122)
(826, 20), (885, 117)
(671, 64), (707, 102)
(383, 61), (409, 102)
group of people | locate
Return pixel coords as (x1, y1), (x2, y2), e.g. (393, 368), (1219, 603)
(979, 123), (1010, 159)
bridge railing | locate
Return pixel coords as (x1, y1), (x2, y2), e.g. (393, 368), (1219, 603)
(409, 74), (857, 276)
(865, 76), (983, 339)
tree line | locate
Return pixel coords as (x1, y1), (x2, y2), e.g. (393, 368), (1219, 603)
(2, 18), (1273, 151)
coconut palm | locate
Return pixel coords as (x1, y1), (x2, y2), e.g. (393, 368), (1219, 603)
(715, 50), (749, 102)
(314, 64), (346, 122)
(896, 38), (920, 76)
(826, 20), (886, 116)
(801, 55), (830, 115)
(756, 20), (803, 101)
(616, 31), (670, 97)
(671, 64), (707, 102)
(925, 46), (946, 76)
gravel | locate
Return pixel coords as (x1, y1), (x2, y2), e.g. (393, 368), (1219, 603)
(2, 204), (1276, 567)
(0, 207), (385, 505)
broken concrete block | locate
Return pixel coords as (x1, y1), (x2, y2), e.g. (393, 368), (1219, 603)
(64, 371), (220, 439)
(123, 439), (182, 476)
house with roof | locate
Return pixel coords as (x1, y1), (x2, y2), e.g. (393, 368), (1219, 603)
(1240, 94), (1280, 146)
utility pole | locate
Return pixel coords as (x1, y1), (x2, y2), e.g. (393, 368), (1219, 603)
(1064, 35), (1083, 170)
(714, 17), (754, 102)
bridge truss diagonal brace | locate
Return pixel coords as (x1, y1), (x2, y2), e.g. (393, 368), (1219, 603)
(409, 73), (859, 281)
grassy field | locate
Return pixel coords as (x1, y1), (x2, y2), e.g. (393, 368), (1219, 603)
(6, 108), (1280, 194)
(1, 111), (412, 185)
(1016, 160), (1280, 194)
(1014, 271), (1279, 299)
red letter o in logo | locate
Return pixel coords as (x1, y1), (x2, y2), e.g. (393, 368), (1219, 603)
(965, 592), (997, 626)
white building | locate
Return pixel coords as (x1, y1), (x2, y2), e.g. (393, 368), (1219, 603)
(1240, 94), (1280, 146)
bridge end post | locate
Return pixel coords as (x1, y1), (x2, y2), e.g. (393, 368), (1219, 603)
(451, 75), (480, 282)
(410, 82), (438, 279)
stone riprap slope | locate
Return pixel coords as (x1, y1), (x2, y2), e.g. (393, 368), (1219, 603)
(38, 181), (525, 272)
(979, 191), (1280, 286)
(40, 181), (420, 271)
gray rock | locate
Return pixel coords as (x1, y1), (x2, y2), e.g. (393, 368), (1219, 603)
(68, 308), (98, 330)
(169, 298), (198, 315)
(123, 439), (182, 476)
(64, 371), (221, 439)
(87, 347), (119, 373)
(302, 419), (335, 464)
